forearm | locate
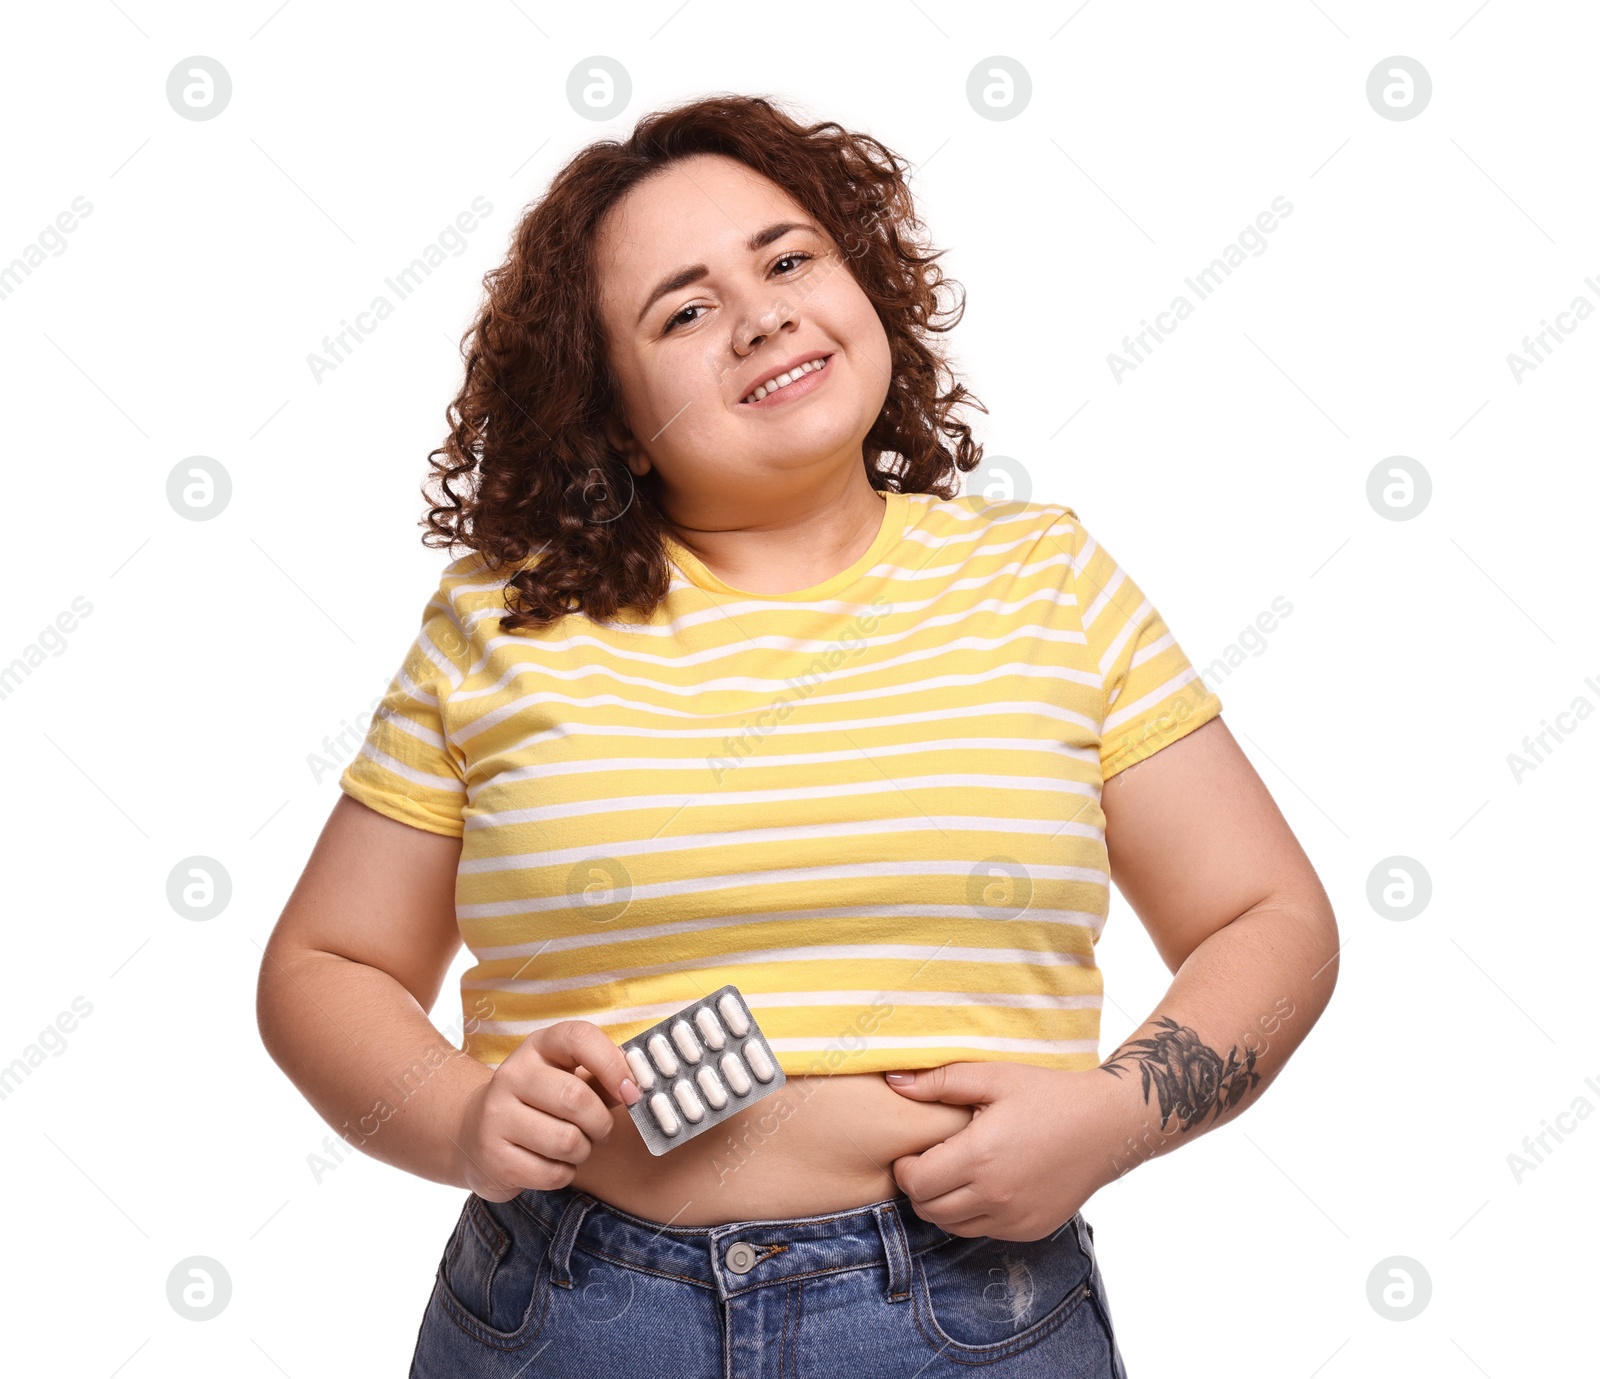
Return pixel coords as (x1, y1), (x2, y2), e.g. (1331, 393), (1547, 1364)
(1096, 898), (1340, 1181)
(256, 945), (490, 1190)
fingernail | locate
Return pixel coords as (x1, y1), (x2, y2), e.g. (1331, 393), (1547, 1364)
(885, 1072), (915, 1086)
(621, 1077), (642, 1105)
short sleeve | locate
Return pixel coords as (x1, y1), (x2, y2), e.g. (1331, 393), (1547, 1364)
(1059, 507), (1223, 781)
(338, 584), (471, 837)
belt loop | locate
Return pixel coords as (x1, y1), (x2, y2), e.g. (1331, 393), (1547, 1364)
(547, 1191), (597, 1289)
(873, 1202), (911, 1303)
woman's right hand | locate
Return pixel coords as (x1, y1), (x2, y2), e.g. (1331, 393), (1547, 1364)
(453, 1019), (643, 1202)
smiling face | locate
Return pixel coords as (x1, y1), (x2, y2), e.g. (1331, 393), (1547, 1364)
(594, 152), (892, 530)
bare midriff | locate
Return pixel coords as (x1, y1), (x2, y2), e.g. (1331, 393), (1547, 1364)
(568, 1070), (974, 1226)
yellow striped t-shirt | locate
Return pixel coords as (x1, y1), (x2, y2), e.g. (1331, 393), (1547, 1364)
(338, 491), (1223, 1077)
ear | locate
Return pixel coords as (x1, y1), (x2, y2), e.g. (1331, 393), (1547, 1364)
(603, 414), (652, 479)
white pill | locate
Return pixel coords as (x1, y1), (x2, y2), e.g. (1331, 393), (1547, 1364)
(744, 1040), (776, 1083)
(693, 1007), (727, 1050)
(720, 1051), (752, 1096)
(625, 1047), (656, 1090)
(695, 1065), (728, 1110)
(717, 993), (750, 1036)
(669, 1019), (702, 1063)
(647, 1033), (679, 1077)
(648, 1092), (680, 1136)
(672, 1079), (706, 1123)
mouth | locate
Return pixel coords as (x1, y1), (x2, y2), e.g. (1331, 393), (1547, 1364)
(739, 352), (834, 407)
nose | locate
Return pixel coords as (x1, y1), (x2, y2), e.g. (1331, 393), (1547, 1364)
(735, 290), (799, 358)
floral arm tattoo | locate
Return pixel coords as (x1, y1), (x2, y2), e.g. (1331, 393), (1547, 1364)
(1098, 1016), (1262, 1133)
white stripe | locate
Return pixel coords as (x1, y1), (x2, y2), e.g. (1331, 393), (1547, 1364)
(1108, 630), (1176, 708)
(451, 663), (1100, 747)
(465, 770), (1097, 831)
(463, 989), (1101, 1039)
(653, 519), (1080, 610)
(726, 988), (1102, 1011)
(451, 604), (1088, 700)
(1103, 667), (1205, 735)
(762, 1034), (1098, 1055)
(903, 503), (1071, 543)
(373, 689), (450, 749)
(457, 813), (1105, 875)
(862, 548), (1076, 587)
(1071, 535), (1139, 637)
(479, 1032), (1099, 1058)
(472, 735), (1088, 790)
(465, 902), (1108, 966)
(1097, 596), (1152, 681)
(457, 858), (1109, 921)
(460, 940), (1097, 992)
(418, 621), (467, 690)
(351, 740), (464, 793)
(1130, 630), (1175, 672)
(474, 699), (1097, 751)
(393, 667), (441, 709)
(916, 498), (1072, 530)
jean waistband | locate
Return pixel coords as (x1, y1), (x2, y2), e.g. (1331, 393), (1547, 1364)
(515, 1183), (955, 1300)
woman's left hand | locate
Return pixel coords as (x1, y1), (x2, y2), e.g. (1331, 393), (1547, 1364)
(883, 1063), (1132, 1241)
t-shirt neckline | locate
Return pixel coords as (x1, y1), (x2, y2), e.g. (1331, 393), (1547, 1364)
(663, 490), (908, 601)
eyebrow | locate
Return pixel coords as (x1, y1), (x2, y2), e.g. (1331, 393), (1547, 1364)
(634, 220), (816, 328)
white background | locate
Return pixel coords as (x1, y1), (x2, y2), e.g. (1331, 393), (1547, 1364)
(0, 1), (1594, 1374)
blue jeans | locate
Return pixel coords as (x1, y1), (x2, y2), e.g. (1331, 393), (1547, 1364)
(410, 1183), (1131, 1377)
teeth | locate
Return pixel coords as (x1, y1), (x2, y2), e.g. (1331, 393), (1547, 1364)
(743, 356), (826, 404)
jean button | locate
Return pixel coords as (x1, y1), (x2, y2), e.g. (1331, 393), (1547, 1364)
(725, 1240), (757, 1274)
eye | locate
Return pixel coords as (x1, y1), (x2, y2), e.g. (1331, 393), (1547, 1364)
(661, 251), (817, 335)
(663, 303), (704, 334)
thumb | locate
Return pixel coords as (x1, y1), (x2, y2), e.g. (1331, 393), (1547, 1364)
(883, 1063), (990, 1105)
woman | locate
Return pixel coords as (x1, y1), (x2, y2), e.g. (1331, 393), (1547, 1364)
(257, 94), (1339, 1377)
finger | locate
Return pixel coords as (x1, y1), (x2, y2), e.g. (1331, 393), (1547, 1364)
(904, 1182), (986, 1228)
(510, 1061), (617, 1148)
(574, 1062), (627, 1109)
(450, 1125), (575, 1200)
(932, 1212), (990, 1238)
(883, 1063), (992, 1105)
(502, 1095), (610, 1166)
(484, 1138), (582, 1195)
(893, 1135), (975, 1203)
(535, 1019), (643, 1111)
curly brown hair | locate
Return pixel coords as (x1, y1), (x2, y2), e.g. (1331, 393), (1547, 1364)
(421, 91), (986, 631)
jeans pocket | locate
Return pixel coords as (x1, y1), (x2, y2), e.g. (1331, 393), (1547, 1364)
(436, 1193), (556, 1348)
(911, 1216), (1096, 1360)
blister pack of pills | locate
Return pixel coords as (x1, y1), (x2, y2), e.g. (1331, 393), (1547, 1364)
(619, 984), (786, 1156)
